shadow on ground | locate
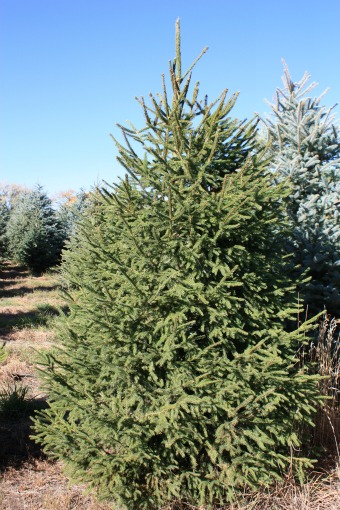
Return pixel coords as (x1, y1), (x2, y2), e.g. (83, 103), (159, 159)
(0, 305), (68, 333)
(0, 285), (59, 299)
(0, 264), (29, 281)
(0, 398), (48, 470)
(0, 262), (59, 298)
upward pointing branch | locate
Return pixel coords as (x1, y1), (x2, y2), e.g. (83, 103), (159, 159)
(175, 18), (181, 81)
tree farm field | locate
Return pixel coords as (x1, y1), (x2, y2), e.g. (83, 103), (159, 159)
(0, 261), (339, 509)
(0, 261), (112, 509)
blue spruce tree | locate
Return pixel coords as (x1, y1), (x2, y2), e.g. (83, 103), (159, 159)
(6, 185), (64, 273)
(263, 61), (340, 317)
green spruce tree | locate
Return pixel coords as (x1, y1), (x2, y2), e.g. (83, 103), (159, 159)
(34, 23), (320, 509)
(262, 62), (340, 317)
(6, 185), (64, 273)
(0, 201), (10, 261)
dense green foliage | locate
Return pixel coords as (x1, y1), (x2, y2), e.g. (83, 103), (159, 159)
(0, 201), (10, 260)
(6, 185), (64, 273)
(34, 25), (320, 510)
(263, 62), (340, 317)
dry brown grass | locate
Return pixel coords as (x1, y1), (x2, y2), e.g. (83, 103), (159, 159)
(0, 262), (60, 403)
(0, 354), (43, 401)
(0, 460), (339, 510)
(223, 471), (340, 510)
(158, 468), (340, 509)
(309, 316), (340, 460)
(0, 460), (114, 510)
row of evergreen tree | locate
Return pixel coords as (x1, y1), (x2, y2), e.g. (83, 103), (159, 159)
(0, 185), (87, 273)
(31, 23), (339, 510)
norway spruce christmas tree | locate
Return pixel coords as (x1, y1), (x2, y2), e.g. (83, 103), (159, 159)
(263, 62), (340, 317)
(0, 200), (10, 260)
(34, 23), (320, 509)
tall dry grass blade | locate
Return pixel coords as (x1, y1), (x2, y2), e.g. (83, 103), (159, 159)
(310, 315), (340, 456)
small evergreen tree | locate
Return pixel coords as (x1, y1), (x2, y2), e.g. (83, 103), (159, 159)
(6, 185), (64, 273)
(56, 188), (89, 241)
(34, 23), (320, 509)
(262, 62), (340, 317)
(0, 201), (10, 261)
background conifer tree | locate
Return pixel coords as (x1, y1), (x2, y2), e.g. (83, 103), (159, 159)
(34, 23), (320, 509)
(56, 188), (89, 241)
(262, 62), (340, 317)
(0, 201), (10, 261)
(6, 185), (64, 273)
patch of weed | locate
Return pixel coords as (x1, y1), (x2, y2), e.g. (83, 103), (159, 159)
(0, 383), (33, 419)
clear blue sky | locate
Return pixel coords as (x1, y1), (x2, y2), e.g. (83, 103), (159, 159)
(1, 0), (339, 196)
